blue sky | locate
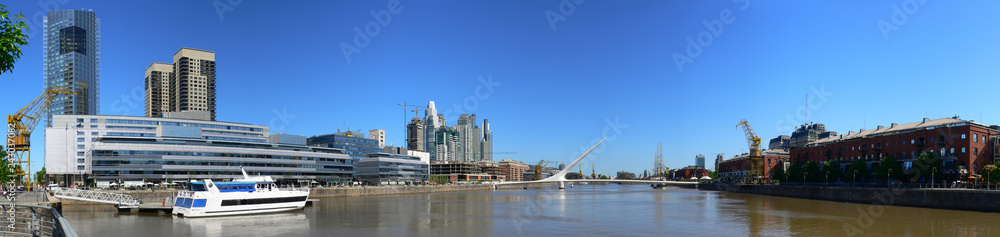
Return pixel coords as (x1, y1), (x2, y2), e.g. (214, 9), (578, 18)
(2, 1), (999, 177)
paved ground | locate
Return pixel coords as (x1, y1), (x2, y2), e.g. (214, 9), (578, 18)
(12, 191), (48, 203)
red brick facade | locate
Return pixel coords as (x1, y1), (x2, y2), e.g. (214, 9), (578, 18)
(791, 120), (998, 176)
(673, 166), (709, 179)
(717, 151), (789, 181)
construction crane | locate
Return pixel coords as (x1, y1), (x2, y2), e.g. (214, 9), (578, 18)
(737, 119), (764, 184)
(397, 103), (423, 149)
(410, 108), (425, 120)
(534, 160), (554, 181)
(7, 86), (76, 190)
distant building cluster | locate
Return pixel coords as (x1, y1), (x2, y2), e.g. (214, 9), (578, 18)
(409, 101), (494, 163)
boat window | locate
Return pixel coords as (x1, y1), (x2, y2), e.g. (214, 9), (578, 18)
(191, 184), (206, 191)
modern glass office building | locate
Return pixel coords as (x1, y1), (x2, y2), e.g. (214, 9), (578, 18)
(45, 115), (353, 186)
(307, 131), (382, 160)
(43, 10), (100, 126)
(355, 153), (429, 185)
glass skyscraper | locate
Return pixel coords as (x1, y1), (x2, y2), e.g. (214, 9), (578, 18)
(43, 10), (100, 126)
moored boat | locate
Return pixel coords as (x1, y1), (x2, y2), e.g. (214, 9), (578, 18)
(172, 169), (309, 217)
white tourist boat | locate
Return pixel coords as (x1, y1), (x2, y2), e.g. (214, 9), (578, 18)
(172, 169), (310, 217)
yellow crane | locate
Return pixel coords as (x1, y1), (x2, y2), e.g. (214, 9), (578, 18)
(534, 160), (554, 181)
(737, 119), (764, 184)
(7, 86), (75, 190)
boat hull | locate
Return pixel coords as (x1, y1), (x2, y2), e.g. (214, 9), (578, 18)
(174, 202), (306, 218)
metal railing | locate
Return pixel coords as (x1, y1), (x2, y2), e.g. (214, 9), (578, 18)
(0, 203), (77, 237)
(51, 189), (140, 206)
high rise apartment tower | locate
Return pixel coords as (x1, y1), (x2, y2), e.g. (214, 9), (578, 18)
(43, 10), (101, 127)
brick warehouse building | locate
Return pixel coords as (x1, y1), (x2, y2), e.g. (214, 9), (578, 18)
(791, 117), (999, 178)
(717, 149), (789, 181)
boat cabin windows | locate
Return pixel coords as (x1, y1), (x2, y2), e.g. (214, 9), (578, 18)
(216, 183), (256, 192)
(190, 184), (207, 191)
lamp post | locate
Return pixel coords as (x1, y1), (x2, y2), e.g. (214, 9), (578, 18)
(803, 172), (808, 185)
(826, 171), (831, 185)
(931, 167), (937, 189)
(989, 169), (993, 190)
(887, 168), (893, 188)
(854, 170), (859, 186)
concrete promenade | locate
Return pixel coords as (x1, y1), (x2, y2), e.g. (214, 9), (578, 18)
(55, 181), (692, 205)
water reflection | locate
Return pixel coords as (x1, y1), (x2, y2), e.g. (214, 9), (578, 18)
(60, 185), (1000, 236)
(178, 213), (308, 237)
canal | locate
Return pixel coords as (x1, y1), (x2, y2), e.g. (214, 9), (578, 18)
(60, 185), (1000, 236)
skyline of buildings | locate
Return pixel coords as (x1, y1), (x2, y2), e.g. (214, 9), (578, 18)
(26, 8), (995, 183)
(414, 101), (495, 163)
(43, 9), (100, 127)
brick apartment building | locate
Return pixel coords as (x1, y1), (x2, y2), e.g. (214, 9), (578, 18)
(791, 117), (999, 177)
(716, 149), (789, 181)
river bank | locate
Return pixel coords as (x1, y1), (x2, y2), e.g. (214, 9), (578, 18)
(697, 183), (1000, 213)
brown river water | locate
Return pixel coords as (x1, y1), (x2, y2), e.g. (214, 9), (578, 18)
(60, 185), (1000, 236)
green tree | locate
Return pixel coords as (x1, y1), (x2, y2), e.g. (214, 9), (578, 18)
(772, 165), (786, 183)
(0, 4), (30, 74)
(803, 161), (820, 183)
(846, 160), (870, 184)
(708, 171), (718, 179)
(786, 162), (803, 182)
(0, 146), (9, 183)
(911, 152), (943, 183)
(35, 167), (45, 184)
(874, 155), (905, 182)
(984, 164), (1000, 186)
(820, 161), (843, 183)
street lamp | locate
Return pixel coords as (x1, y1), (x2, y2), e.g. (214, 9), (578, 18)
(931, 167), (937, 189)
(826, 171), (831, 185)
(887, 168), (893, 188)
(854, 170), (859, 186)
(989, 169), (993, 190)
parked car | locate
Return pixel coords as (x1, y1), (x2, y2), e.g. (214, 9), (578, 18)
(46, 184), (61, 191)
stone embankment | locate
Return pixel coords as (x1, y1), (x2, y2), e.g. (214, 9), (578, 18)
(697, 184), (1000, 213)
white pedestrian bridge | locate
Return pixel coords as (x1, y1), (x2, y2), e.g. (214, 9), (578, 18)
(497, 138), (700, 189)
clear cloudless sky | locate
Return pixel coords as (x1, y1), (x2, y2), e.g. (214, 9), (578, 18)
(2, 1), (999, 177)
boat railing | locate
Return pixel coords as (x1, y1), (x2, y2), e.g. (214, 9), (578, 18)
(276, 187), (309, 192)
(0, 203), (78, 237)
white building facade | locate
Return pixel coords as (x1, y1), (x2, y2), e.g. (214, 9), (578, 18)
(45, 115), (353, 186)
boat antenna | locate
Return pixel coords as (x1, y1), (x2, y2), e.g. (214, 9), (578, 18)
(241, 166), (250, 179)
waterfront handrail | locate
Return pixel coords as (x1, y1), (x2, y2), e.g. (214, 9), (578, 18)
(0, 203), (78, 237)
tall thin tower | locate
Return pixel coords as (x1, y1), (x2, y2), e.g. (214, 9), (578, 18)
(653, 141), (666, 178)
